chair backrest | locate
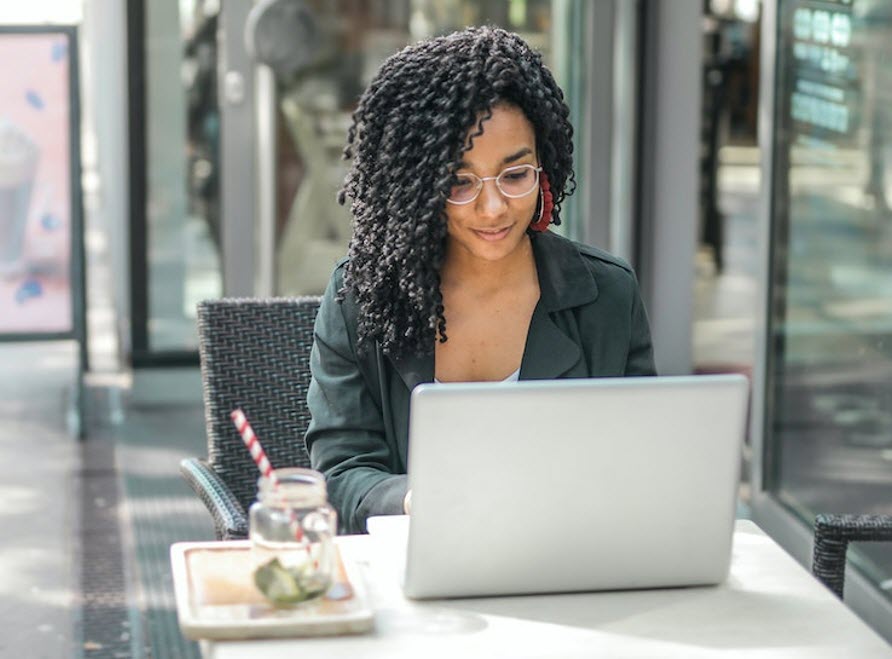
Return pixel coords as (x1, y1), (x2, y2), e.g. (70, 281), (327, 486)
(197, 297), (322, 515)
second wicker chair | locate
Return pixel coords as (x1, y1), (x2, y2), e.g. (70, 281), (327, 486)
(181, 296), (322, 540)
(812, 513), (892, 600)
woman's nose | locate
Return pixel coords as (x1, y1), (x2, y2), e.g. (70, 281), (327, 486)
(476, 178), (507, 217)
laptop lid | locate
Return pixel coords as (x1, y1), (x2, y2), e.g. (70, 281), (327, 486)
(403, 374), (748, 599)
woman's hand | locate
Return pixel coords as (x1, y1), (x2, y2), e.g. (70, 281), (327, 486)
(403, 489), (412, 514)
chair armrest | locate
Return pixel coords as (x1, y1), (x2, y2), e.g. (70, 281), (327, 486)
(812, 514), (892, 599)
(180, 458), (249, 540)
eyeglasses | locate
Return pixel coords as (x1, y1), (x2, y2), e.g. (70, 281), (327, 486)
(446, 164), (542, 205)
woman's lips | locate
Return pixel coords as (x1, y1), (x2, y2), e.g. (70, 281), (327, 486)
(472, 225), (512, 241)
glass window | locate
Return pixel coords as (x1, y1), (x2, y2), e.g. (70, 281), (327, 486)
(136, 0), (593, 352)
(144, 0), (222, 351)
(767, 0), (892, 599)
(270, 0), (574, 296)
(693, 5), (761, 377)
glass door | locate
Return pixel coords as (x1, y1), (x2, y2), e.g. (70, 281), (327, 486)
(129, 0), (223, 364)
(759, 0), (892, 601)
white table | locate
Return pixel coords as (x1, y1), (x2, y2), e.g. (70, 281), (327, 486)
(202, 520), (891, 658)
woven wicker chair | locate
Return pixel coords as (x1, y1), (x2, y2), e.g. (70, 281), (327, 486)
(812, 514), (892, 599)
(180, 297), (322, 540)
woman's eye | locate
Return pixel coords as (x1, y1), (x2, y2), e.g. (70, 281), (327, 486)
(453, 178), (473, 189)
(503, 171), (528, 181)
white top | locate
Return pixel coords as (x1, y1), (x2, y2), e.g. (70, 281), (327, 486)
(434, 367), (520, 385)
(202, 519), (892, 659)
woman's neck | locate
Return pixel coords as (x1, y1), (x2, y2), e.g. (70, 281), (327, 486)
(440, 234), (537, 293)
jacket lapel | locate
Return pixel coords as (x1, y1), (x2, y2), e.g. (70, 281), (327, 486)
(520, 231), (600, 379)
(519, 303), (583, 378)
(390, 348), (434, 392)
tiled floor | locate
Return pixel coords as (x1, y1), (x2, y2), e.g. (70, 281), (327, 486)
(112, 396), (214, 659)
(0, 342), (79, 659)
(0, 347), (216, 658)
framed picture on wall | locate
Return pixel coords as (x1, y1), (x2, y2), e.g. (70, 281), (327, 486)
(0, 25), (84, 341)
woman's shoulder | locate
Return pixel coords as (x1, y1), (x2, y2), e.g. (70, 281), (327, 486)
(535, 230), (636, 283)
(321, 257), (354, 307)
(318, 257), (355, 323)
(313, 258), (366, 357)
(571, 240), (634, 275)
(329, 257), (350, 286)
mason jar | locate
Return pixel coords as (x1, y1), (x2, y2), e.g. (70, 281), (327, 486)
(249, 467), (337, 607)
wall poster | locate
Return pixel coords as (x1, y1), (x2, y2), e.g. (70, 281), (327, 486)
(0, 26), (83, 340)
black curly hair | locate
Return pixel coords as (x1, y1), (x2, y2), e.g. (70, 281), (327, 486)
(338, 25), (575, 360)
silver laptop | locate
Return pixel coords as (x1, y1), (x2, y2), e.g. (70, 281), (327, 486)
(399, 374), (748, 599)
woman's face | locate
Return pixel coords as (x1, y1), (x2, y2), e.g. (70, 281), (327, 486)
(444, 104), (539, 265)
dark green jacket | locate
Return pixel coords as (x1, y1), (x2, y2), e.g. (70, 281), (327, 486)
(306, 230), (656, 534)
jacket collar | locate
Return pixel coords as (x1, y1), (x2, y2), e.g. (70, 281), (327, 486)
(529, 230), (599, 312)
(391, 231), (599, 389)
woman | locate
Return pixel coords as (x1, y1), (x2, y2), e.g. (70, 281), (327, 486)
(306, 26), (656, 534)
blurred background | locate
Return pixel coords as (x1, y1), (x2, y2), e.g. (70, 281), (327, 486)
(0, 0), (890, 657)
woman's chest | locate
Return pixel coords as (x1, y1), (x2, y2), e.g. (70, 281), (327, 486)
(435, 289), (539, 382)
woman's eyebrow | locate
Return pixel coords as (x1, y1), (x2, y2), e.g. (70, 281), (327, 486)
(501, 147), (533, 164)
(457, 147), (534, 170)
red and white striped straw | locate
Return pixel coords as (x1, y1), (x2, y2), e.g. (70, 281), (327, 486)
(231, 408), (305, 542)
(231, 409), (279, 487)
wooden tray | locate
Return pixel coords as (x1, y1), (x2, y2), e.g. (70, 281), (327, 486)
(170, 540), (374, 640)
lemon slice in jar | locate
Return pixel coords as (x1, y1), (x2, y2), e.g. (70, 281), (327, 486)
(253, 558), (305, 606)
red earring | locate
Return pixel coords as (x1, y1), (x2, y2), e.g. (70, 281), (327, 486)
(529, 172), (553, 232)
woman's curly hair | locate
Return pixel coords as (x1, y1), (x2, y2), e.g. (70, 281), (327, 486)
(338, 26), (575, 360)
